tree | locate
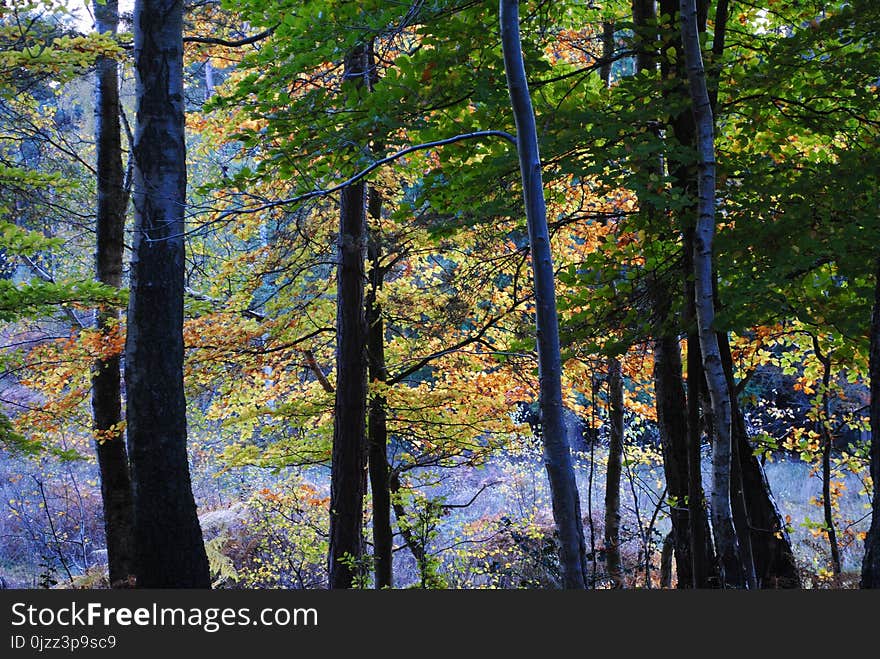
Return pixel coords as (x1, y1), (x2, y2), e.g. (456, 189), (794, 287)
(328, 43), (370, 590)
(125, 0), (210, 588)
(604, 357), (624, 587)
(862, 263), (880, 587)
(90, 0), (135, 588)
(500, 0), (587, 589)
(679, 0), (750, 588)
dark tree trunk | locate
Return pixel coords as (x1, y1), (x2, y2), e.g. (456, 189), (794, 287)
(862, 261), (880, 588)
(501, 0), (587, 588)
(660, 531), (675, 588)
(600, 21), (614, 87)
(718, 333), (801, 588)
(604, 358), (624, 588)
(653, 326), (695, 588)
(632, 0), (694, 590)
(91, 0), (135, 589)
(686, 319), (716, 587)
(658, 0), (717, 588)
(126, 0), (210, 588)
(366, 188), (392, 589)
(328, 44), (369, 589)
(815, 337), (841, 578)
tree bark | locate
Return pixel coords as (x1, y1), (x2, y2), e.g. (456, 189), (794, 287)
(366, 188), (392, 589)
(126, 0), (210, 588)
(91, 0), (135, 588)
(657, 0), (718, 588)
(679, 0), (746, 588)
(604, 358), (624, 587)
(861, 260), (880, 588)
(653, 326), (697, 588)
(600, 21), (614, 87)
(500, 0), (586, 588)
(328, 44), (369, 589)
(632, 0), (695, 590)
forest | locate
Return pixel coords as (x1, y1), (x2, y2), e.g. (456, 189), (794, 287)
(0, 0), (877, 590)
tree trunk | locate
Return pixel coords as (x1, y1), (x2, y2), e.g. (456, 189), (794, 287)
(653, 327), (697, 588)
(500, 0), (586, 588)
(660, 531), (675, 588)
(658, 0), (718, 589)
(328, 44), (369, 589)
(861, 260), (880, 588)
(366, 188), (392, 589)
(686, 320), (717, 587)
(679, 0), (746, 588)
(126, 0), (210, 588)
(604, 358), (624, 588)
(91, 0), (135, 589)
(632, 0), (695, 590)
(600, 21), (614, 87)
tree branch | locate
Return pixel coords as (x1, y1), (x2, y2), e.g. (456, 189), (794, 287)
(183, 26), (276, 48)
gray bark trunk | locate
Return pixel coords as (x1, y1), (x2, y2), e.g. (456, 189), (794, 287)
(126, 0), (210, 588)
(679, 0), (746, 588)
(91, 0), (135, 588)
(500, 0), (586, 588)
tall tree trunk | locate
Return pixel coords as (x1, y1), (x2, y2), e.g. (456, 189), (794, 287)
(632, 0), (695, 589)
(91, 0), (135, 588)
(718, 333), (801, 587)
(366, 188), (392, 589)
(861, 260), (880, 588)
(679, 0), (747, 588)
(500, 0), (587, 588)
(604, 358), (624, 587)
(126, 0), (210, 588)
(659, 1), (717, 589)
(328, 44), (369, 589)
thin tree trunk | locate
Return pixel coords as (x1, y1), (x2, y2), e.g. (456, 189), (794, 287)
(366, 187), (392, 589)
(861, 260), (880, 588)
(686, 319), (716, 587)
(328, 44), (369, 589)
(500, 0), (586, 588)
(91, 0), (135, 588)
(729, 407), (758, 587)
(813, 336), (842, 578)
(679, 0), (746, 588)
(126, 0), (210, 588)
(604, 358), (624, 587)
